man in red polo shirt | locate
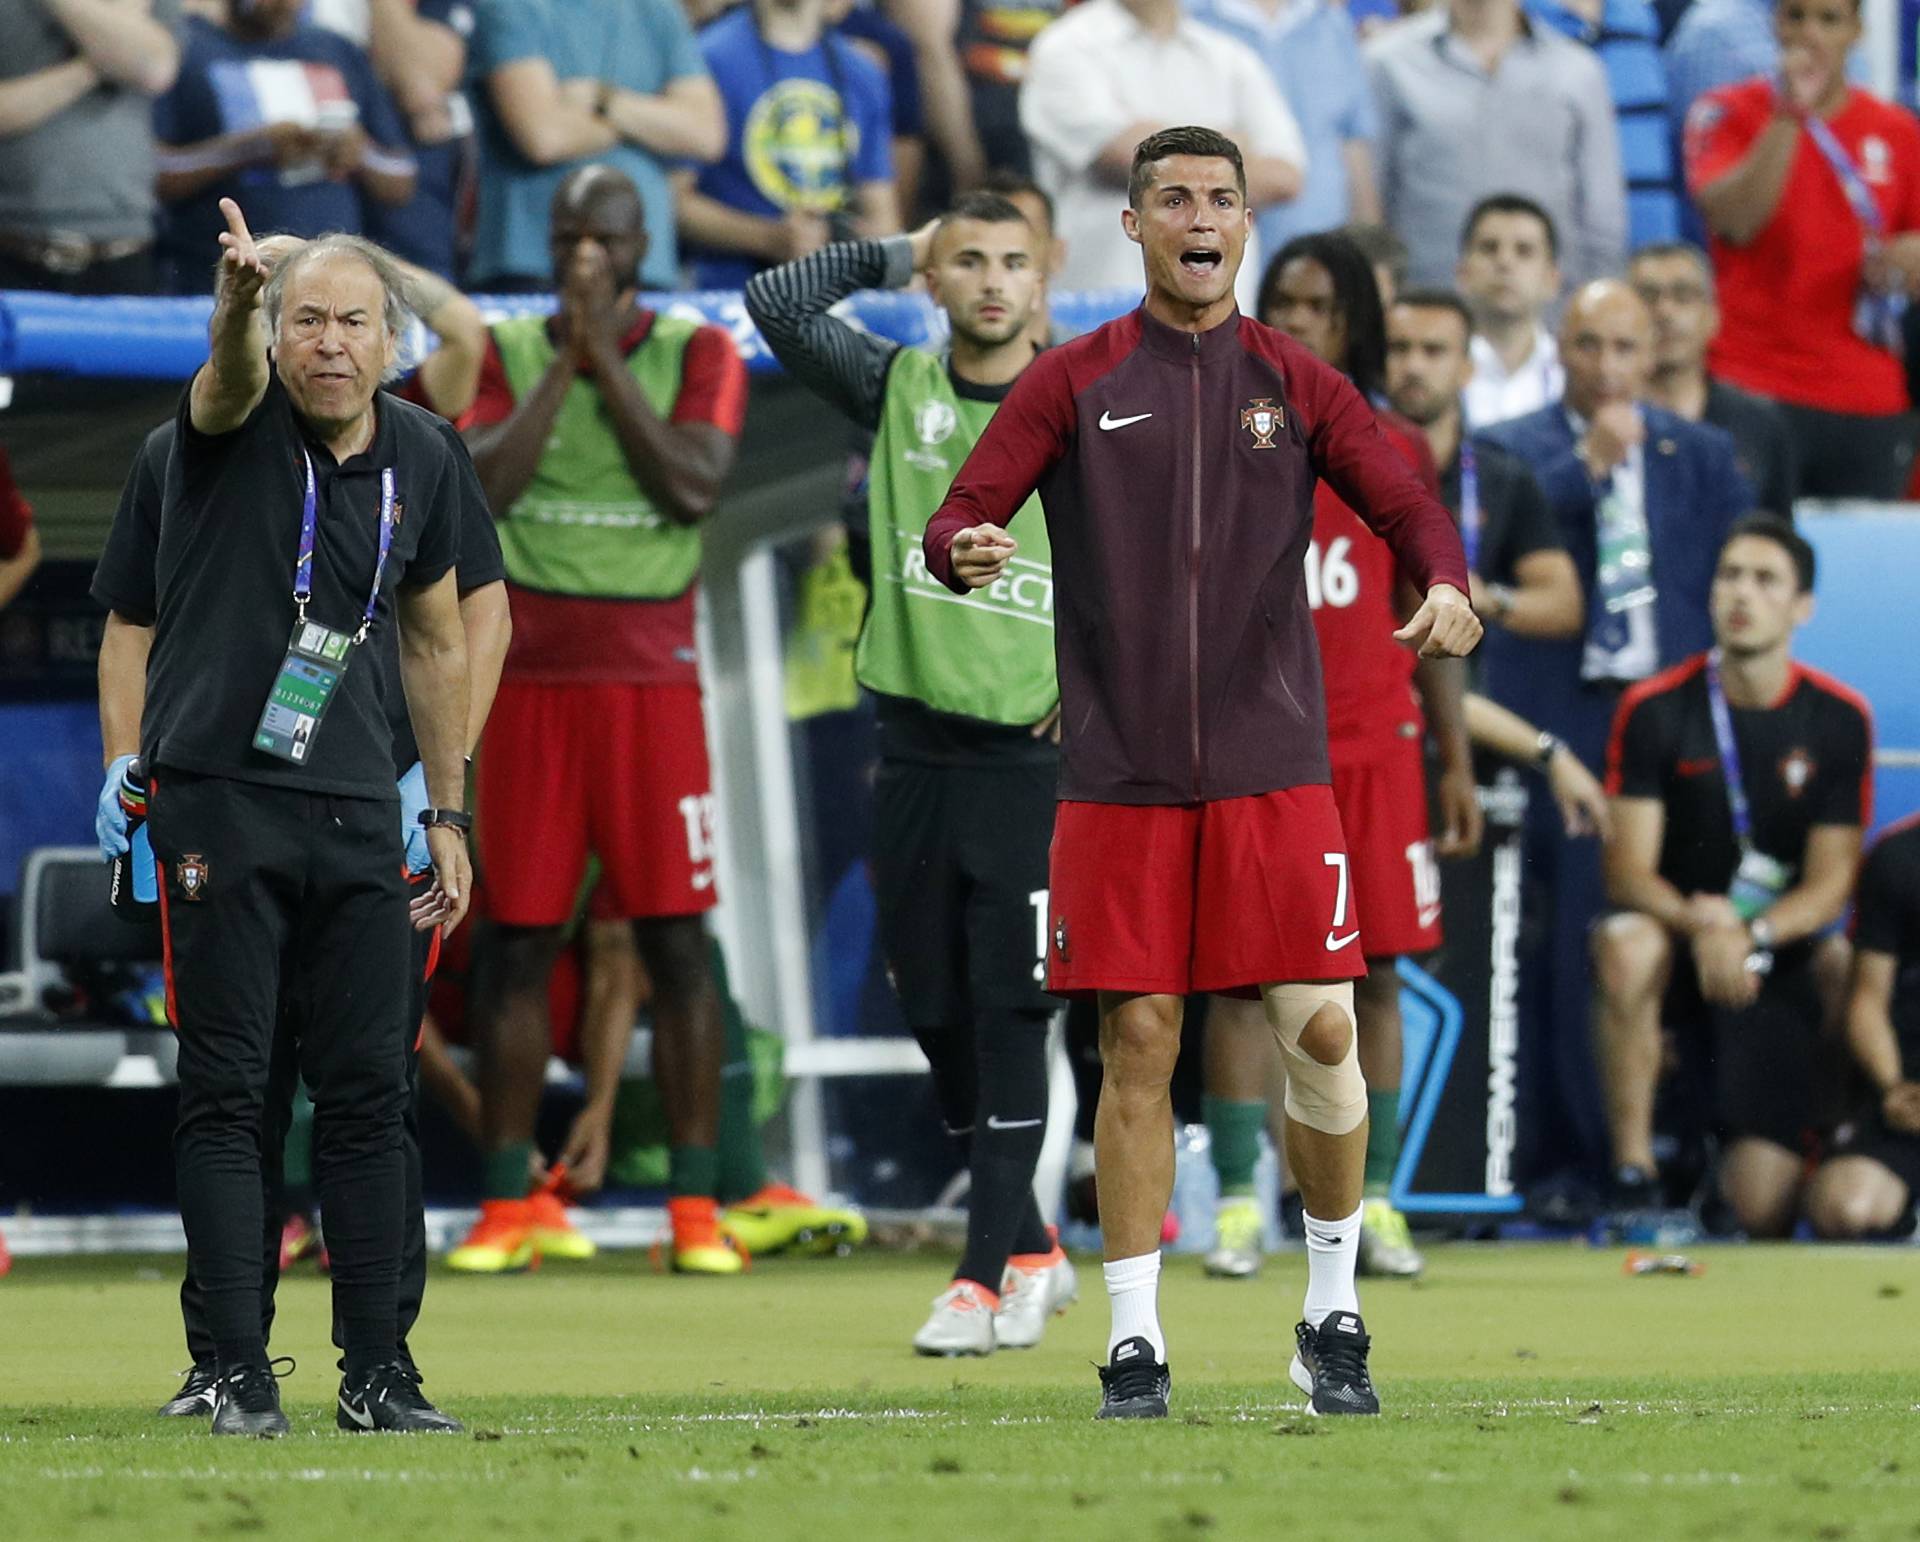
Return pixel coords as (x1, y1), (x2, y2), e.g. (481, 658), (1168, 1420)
(1685, 0), (1920, 498)
(924, 126), (1479, 1420)
(452, 165), (750, 1275)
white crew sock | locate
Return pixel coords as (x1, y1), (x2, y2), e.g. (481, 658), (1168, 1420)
(1103, 1251), (1165, 1360)
(1301, 1203), (1364, 1328)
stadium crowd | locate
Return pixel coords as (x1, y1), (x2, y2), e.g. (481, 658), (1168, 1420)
(2, 0), (1919, 1382)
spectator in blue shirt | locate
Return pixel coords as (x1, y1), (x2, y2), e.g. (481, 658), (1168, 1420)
(152, 0), (416, 293)
(1527, 0), (1681, 248)
(829, 1), (928, 219)
(1187, 0), (1381, 253)
(676, 0), (899, 293)
(467, 0), (724, 292)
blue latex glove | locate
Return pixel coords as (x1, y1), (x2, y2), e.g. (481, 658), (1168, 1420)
(97, 753), (137, 862)
(398, 760), (431, 874)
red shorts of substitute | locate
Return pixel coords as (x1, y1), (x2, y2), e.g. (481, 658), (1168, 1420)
(1046, 786), (1366, 998)
(477, 680), (718, 927)
(1330, 729), (1441, 960)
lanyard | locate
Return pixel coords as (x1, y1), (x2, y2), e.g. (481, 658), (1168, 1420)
(1804, 111), (1908, 351)
(1804, 113), (1886, 240)
(295, 451), (397, 645)
(1703, 649), (1755, 848)
(1456, 428), (1480, 572)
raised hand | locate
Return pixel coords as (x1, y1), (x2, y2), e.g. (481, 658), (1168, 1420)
(1393, 582), (1482, 659)
(214, 197), (268, 310)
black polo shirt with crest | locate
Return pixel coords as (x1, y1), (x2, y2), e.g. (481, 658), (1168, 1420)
(105, 376), (463, 799)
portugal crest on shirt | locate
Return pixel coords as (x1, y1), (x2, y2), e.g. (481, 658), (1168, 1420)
(1241, 397), (1283, 449)
(1779, 748), (1815, 797)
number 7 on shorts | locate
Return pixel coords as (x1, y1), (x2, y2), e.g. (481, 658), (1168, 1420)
(1323, 852), (1359, 953)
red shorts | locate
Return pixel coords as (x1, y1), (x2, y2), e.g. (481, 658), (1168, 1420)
(1330, 731), (1441, 959)
(477, 679), (718, 927)
(1046, 786), (1366, 998)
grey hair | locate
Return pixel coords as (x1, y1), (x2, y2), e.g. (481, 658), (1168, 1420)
(262, 233), (415, 381)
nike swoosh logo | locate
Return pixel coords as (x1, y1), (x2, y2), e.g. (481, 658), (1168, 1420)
(985, 1115), (1044, 1131)
(1098, 410), (1152, 431)
(338, 1393), (375, 1430)
(1325, 930), (1360, 951)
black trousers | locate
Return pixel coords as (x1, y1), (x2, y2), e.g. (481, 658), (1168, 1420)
(150, 770), (411, 1372)
(179, 899), (434, 1372)
(1771, 400), (1917, 500)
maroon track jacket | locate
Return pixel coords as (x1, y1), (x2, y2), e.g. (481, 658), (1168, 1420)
(924, 307), (1469, 806)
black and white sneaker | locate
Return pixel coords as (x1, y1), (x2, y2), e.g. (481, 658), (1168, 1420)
(158, 1361), (219, 1418)
(1289, 1312), (1379, 1416)
(210, 1360), (292, 1438)
(1095, 1335), (1171, 1420)
(337, 1361), (464, 1433)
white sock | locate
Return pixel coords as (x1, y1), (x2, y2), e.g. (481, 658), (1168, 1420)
(1103, 1251), (1165, 1360)
(1301, 1203), (1363, 1328)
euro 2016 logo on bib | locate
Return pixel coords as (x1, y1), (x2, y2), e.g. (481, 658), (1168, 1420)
(1241, 398), (1283, 449)
(915, 400), (956, 447)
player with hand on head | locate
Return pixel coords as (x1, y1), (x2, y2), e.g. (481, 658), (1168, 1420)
(747, 193), (1074, 1356)
(925, 126), (1478, 1420)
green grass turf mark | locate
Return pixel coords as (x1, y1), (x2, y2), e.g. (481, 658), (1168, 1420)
(1, 1244), (1915, 1540)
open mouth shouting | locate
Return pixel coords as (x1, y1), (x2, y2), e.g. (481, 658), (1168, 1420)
(1179, 247), (1224, 281)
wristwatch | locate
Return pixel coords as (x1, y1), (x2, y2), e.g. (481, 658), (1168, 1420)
(1747, 914), (1777, 954)
(418, 807), (473, 834)
(1535, 730), (1563, 769)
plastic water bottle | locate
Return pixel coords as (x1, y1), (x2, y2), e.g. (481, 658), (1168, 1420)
(109, 758), (158, 921)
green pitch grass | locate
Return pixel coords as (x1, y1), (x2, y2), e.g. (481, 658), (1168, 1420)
(2, 1244), (1916, 1540)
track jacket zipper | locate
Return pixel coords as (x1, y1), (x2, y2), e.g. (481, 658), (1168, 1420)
(1188, 333), (1203, 795)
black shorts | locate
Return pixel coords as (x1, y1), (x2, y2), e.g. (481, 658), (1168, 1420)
(1664, 946), (1845, 1150)
(872, 756), (1056, 1027)
(1828, 1109), (1920, 1197)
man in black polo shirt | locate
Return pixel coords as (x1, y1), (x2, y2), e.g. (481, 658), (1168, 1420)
(96, 364), (510, 1420)
(1385, 288), (1583, 647)
(1807, 817), (1920, 1238)
(92, 198), (476, 1437)
(1594, 515), (1870, 1236)
(1630, 243), (1798, 520)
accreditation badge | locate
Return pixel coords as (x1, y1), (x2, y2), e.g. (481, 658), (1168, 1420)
(1728, 845), (1792, 922)
(253, 618), (353, 764)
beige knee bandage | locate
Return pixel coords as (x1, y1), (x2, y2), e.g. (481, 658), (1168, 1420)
(1261, 981), (1366, 1135)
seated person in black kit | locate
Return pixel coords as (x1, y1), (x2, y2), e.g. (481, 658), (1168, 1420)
(1593, 515), (1870, 1235)
(1808, 817), (1920, 1238)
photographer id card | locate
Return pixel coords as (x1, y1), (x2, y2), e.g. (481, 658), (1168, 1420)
(254, 619), (352, 764)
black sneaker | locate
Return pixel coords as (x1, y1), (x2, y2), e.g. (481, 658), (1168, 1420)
(337, 1361), (464, 1433)
(158, 1361), (219, 1418)
(1290, 1312), (1379, 1416)
(1095, 1335), (1170, 1420)
(210, 1359), (292, 1438)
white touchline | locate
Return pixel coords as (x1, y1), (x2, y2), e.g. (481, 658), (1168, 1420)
(1098, 410), (1152, 431)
